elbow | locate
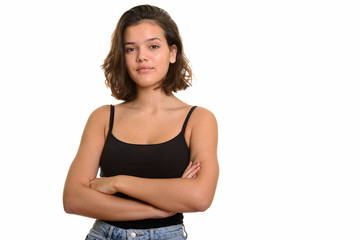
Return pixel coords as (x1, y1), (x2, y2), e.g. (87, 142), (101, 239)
(63, 200), (75, 214)
(191, 192), (214, 212)
(63, 196), (74, 214)
(194, 199), (212, 212)
(63, 204), (73, 214)
(63, 181), (90, 215)
(63, 190), (80, 215)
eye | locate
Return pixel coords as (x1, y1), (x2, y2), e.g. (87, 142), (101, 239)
(150, 44), (160, 50)
(125, 47), (136, 53)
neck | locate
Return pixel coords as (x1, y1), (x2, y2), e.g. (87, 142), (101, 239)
(128, 87), (179, 111)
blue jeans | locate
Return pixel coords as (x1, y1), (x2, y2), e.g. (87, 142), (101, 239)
(86, 220), (188, 240)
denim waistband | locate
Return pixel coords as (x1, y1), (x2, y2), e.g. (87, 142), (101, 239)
(87, 220), (188, 240)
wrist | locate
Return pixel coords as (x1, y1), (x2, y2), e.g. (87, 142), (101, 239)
(151, 206), (173, 219)
(113, 175), (123, 192)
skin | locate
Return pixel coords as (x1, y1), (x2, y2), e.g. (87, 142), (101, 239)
(63, 20), (219, 221)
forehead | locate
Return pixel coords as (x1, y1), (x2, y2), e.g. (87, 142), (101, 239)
(124, 20), (166, 42)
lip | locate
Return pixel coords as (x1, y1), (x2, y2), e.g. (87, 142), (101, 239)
(137, 66), (154, 72)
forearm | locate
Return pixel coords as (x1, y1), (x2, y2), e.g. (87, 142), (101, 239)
(63, 184), (164, 221)
(89, 158), (217, 213)
(114, 176), (210, 213)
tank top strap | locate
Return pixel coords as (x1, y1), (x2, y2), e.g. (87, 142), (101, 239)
(108, 105), (115, 133)
(181, 106), (197, 133)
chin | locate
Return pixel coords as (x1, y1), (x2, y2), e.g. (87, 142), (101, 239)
(133, 78), (164, 89)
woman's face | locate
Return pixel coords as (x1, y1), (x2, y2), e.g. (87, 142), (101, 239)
(123, 20), (177, 90)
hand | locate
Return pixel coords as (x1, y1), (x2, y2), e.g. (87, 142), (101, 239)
(181, 161), (200, 179)
(153, 207), (177, 219)
(90, 176), (118, 195)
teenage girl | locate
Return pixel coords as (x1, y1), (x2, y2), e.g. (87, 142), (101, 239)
(63, 5), (219, 240)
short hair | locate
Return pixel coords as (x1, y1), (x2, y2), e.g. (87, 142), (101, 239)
(102, 4), (192, 101)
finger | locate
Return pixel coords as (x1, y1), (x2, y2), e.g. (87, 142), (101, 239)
(183, 165), (200, 179)
(187, 166), (200, 177)
(186, 162), (200, 173)
(185, 161), (193, 171)
(90, 180), (97, 188)
(181, 162), (193, 178)
(182, 166), (196, 178)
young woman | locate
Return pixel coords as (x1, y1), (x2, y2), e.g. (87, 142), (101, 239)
(63, 4), (219, 240)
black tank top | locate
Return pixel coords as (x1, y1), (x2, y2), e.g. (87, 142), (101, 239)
(99, 105), (197, 229)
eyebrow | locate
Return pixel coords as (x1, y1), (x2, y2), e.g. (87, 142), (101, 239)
(124, 37), (162, 46)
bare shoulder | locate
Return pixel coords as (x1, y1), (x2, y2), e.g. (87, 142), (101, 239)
(84, 105), (111, 137)
(187, 106), (218, 162)
(191, 106), (217, 127)
(186, 106), (218, 143)
(89, 105), (111, 119)
(86, 105), (111, 124)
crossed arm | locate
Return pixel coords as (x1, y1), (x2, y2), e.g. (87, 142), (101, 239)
(63, 105), (219, 221)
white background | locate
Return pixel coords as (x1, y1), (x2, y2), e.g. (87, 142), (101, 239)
(1, 0), (359, 239)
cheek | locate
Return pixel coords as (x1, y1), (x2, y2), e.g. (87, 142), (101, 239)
(124, 56), (137, 75)
(125, 55), (133, 66)
(156, 58), (171, 74)
(154, 51), (172, 67)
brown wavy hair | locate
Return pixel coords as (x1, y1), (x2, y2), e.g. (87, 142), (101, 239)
(102, 5), (192, 101)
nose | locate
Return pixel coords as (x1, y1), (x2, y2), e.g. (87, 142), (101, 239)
(136, 47), (148, 62)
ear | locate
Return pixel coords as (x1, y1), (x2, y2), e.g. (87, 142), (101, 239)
(169, 45), (177, 63)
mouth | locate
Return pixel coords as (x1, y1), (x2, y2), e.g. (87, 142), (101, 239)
(137, 66), (154, 72)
